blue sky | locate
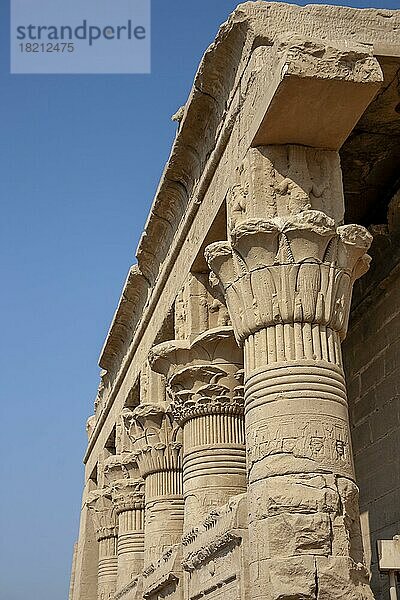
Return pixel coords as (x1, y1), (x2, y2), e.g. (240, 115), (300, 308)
(0, 0), (398, 598)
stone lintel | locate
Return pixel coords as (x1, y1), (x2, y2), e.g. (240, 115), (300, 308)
(252, 38), (383, 150)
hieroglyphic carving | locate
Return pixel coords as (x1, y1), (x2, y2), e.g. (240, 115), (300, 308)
(247, 415), (352, 474)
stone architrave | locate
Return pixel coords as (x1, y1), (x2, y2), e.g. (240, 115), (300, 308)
(123, 405), (184, 567)
(86, 489), (118, 600)
(149, 326), (247, 530)
(206, 203), (374, 599)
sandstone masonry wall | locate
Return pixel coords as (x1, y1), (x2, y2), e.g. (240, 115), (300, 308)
(345, 269), (400, 599)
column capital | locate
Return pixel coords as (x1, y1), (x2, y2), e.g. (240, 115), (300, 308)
(86, 488), (118, 542)
(149, 327), (243, 426)
(103, 453), (140, 487)
(205, 210), (372, 344)
(110, 479), (145, 515)
(123, 405), (182, 479)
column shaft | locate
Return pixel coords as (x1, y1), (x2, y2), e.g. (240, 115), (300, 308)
(144, 470), (184, 565)
(183, 412), (246, 529)
(98, 534), (118, 600)
(116, 507), (144, 590)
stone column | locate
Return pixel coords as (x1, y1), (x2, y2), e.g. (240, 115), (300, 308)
(102, 442), (145, 591)
(124, 404), (184, 566)
(87, 490), (118, 600)
(150, 326), (247, 530)
(206, 201), (374, 598)
(111, 479), (144, 590)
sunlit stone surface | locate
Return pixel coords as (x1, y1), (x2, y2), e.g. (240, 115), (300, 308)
(70, 4), (400, 600)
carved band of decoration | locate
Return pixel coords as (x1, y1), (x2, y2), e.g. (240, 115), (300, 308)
(244, 361), (347, 413)
(205, 210), (372, 346)
(245, 362), (353, 480)
(182, 531), (242, 573)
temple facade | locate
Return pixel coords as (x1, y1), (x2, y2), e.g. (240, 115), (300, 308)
(69, 3), (400, 600)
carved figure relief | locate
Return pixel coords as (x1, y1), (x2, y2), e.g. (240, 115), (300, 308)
(247, 416), (352, 472)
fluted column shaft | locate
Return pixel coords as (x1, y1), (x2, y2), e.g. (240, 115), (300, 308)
(143, 469), (184, 565)
(206, 207), (374, 600)
(116, 507), (144, 588)
(97, 529), (118, 600)
(182, 408), (246, 530)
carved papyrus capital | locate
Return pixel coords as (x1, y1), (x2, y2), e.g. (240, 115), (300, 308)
(123, 405), (182, 479)
(86, 488), (118, 542)
(149, 327), (243, 425)
(103, 453), (140, 486)
(205, 210), (372, 344)
(169, 365), (244, 426)
(110, 478), (145, 515)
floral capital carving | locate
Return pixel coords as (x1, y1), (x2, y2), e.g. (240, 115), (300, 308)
(110, 478), (145, 515)
(149, 327), (244, 425)
(122, 404), (182, 478)
(205, 210), (372, 343)
(86, 488), (118, 541)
